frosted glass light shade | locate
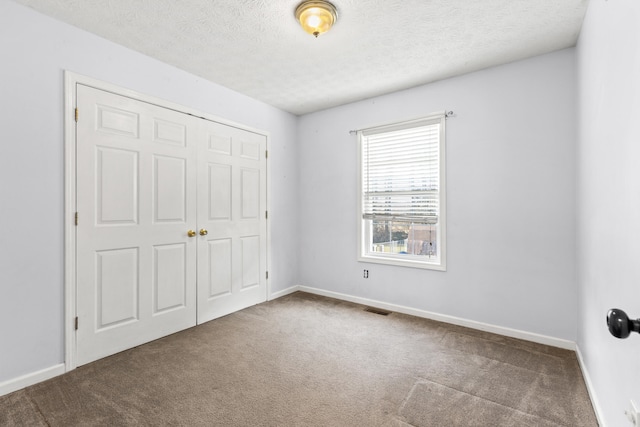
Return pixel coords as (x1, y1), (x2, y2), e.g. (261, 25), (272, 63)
(295, 1), (338, 38)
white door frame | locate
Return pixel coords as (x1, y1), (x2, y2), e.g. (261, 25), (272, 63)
(63, 71), (271, 372)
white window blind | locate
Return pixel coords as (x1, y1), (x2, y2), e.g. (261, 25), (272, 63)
(361, 118), (441, 225)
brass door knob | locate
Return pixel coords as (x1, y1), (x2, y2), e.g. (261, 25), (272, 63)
(187, 230), (196, 237)
(199, 229), (208, 236)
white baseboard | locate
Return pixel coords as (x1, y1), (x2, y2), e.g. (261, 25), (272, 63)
(576, 345), (606, 426)
(268, 285), (300, 301)
(298, 285), (576, 350)
(0, 363), (65, 397)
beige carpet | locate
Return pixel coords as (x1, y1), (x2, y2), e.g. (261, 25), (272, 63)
(0, 292), (597, 426)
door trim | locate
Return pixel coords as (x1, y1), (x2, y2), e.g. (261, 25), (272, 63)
(64, 71), (271, 372)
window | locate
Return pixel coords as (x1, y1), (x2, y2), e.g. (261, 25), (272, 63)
(358, 113), (446, 270)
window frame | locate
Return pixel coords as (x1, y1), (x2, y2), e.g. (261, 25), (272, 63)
(357, 113), (447, 271)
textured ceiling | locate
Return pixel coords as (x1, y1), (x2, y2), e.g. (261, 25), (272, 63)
(11, 0), (589, 115)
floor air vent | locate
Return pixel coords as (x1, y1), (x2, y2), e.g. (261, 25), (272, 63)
(364, 307), (391, 316)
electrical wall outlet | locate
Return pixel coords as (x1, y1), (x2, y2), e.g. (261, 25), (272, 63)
(626, 400), (639, 425)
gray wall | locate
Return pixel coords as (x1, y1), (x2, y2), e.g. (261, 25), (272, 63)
(0, 1), (299, 384)
(297, 48), (578, 341)
(577, 0), (640, 425)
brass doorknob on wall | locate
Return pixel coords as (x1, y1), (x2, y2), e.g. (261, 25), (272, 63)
(187, 230), (196, 237)
(199, 229), (208, 236)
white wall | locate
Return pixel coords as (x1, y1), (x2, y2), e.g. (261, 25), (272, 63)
(298, 49), (577, 341)
(0, 1), (299, 384)
(577, 1), (640, 425)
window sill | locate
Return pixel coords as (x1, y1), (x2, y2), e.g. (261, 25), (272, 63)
(358, 254), (446, 271)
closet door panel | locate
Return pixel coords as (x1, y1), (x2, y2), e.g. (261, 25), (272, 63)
(196, 121), (267, 323)
(76, 85), (197, 366)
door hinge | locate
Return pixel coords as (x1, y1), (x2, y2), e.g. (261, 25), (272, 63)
(265, 210), (268, 219)
(75, 212), (78, 226)
(75, 108), (79, 122)
(74, 316), (79, 330)
(265, 150), (268, 159)
(266, 271), (269, 280)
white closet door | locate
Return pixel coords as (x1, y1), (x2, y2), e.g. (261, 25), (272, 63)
(75, 85), (198, 366)
(196, 120), (267, 323)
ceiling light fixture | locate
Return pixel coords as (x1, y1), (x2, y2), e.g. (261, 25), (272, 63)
(294, 0), (338, 38)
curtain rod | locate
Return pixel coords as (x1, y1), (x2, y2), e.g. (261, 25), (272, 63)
(348, 111), (455, 135)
